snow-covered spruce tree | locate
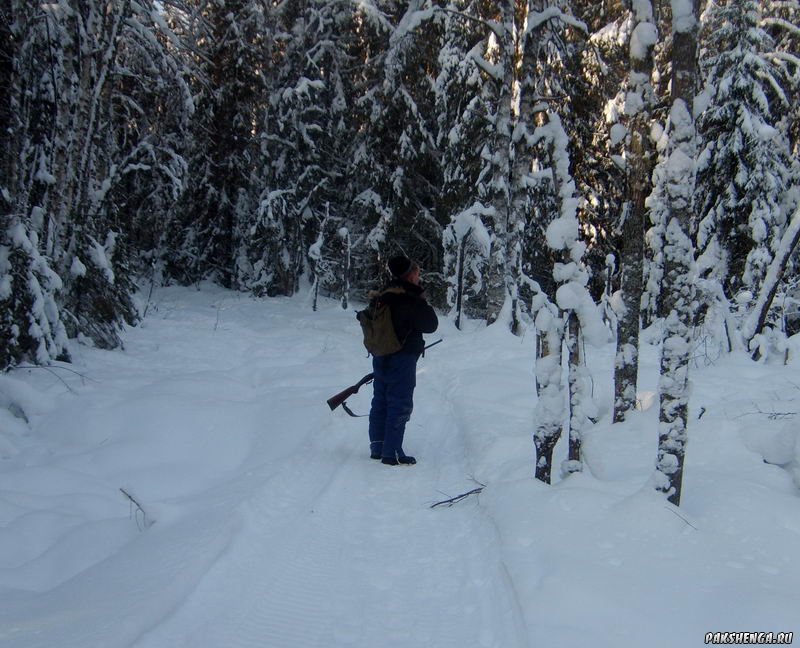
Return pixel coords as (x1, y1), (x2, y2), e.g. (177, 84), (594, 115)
(247, 1), (317, 297)
(695, 0), (796, 316)
(331, 2), (396, 297)
(407, 0), (518, 325)
(440, 0), (589, 331)
(341, 2), (445, 301)
(510, 0), (581, 335)
(3, 1), (167, 352)
(613, 0), (658, 422)
(762, 0), (800, 156)
(0, 3), (20, 195)
(436, 0), (521, 326)
(652, 0), (700, 507)
(108, 3), (195, 273)
(571, 0), (629, 305)
(0, 218), (69, 369)
(302, 2), (362, 309)
(2, 2), (65, 364)
(437, 1), (496, 325)
(165, 0), (267, 290)
(372, 2), (443, 293)
(1, 4), (67, 367)
(250, 0), (357, 298)
(0, 3), (68, 368)
(59, 2), (145, 348)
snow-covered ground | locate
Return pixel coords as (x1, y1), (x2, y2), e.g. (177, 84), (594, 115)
(1, 284), (799, 648)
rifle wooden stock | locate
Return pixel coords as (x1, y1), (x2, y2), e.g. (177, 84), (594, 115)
(327, 373), (374, 411)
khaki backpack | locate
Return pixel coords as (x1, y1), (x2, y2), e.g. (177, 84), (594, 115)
(356, 288), (405, 356)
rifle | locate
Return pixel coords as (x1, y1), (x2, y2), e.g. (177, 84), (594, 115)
(326, 373), (375, 417)
(327, 339), (442, 417)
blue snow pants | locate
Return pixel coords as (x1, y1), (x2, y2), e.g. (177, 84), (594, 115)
(368, 352), (417, 460)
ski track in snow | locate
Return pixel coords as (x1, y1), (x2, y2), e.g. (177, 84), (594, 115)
(1, 288), (527, 648)
(130, 328), (527, 648)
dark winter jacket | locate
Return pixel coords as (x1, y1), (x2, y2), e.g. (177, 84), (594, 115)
(378, 279), (438, 356)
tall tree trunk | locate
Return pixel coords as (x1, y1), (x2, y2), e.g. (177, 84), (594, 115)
(341, 227), (351, 310)
(454, 227), (473, 330)
(533, 307), (565, 484)
(59, 1), (131, 268)
(485, 0), (515, 325)
(506, 0), (544, 335)
(655, 0), (699, 507)
(565, 313), (584, 475)
(613, 0), (657, 422)
(742, 205), (800, 358)
(533, 108), (593, 482)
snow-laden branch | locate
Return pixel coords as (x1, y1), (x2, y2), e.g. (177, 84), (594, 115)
(436, 8), (505, 39)
(354, 0), (394, 34)
(630, 21), (658, 61)
(389, 4), (436, 48)
(760, 16), (800, 38)
(468, 45), (503, 82)
(766, 50), (800, 73)
(671, 0), (697, 34)
(445, 203), (493, 256)
(526, 6), (587, 36)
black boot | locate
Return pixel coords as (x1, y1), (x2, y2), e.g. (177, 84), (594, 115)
(381, 454), (416, 466)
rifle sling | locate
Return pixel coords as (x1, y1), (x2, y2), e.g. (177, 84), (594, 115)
(341, 400), (368, 418)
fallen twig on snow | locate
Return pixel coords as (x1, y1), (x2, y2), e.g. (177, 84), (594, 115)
(664, 505), (699, 531)
(12, 364), (97, 391)
(120, 488), (153, 530)
(734, 404), (798, 420)
(430, 479), (486, 509)
(756, 405), (797, 420)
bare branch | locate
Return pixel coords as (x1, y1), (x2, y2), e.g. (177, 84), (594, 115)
(756, 406), (797, 420)
(10, 364), (97, 391)
(664, 505), (699, 531)
(430, 478), (487, 509)
(733, 405), (797, 420)
(120, 488), (153, 530)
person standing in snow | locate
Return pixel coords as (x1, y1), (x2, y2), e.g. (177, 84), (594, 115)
(368, 255), (438, 465)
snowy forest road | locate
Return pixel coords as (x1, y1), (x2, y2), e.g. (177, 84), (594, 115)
(128, 291), (528, 648)
(0, 287), (528, 648)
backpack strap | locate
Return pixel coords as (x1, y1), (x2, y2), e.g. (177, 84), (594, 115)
(376, 286), (405, 302)
(377, 286), (410, 349)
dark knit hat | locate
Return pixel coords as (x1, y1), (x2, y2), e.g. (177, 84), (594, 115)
(388, 255), (413, 278)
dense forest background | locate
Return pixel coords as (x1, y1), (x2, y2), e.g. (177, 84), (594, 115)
(1, 0), (798, 498)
